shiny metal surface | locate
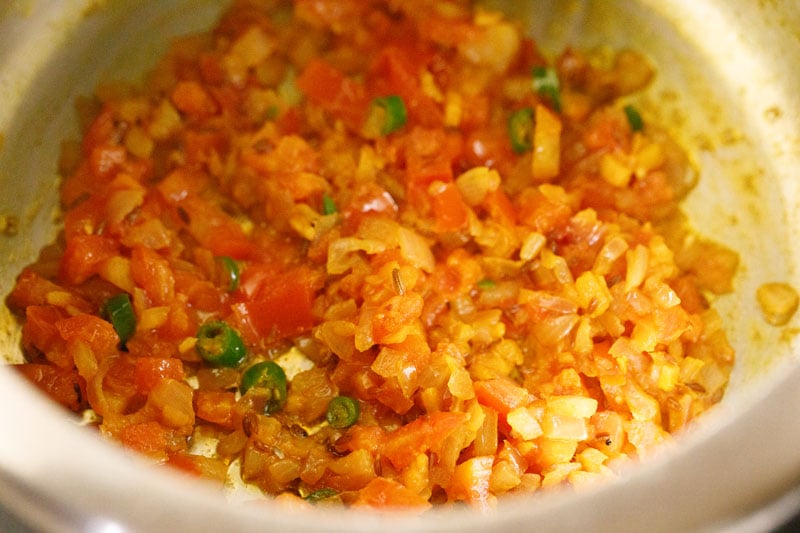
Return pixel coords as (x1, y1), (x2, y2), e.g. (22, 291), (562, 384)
(1, 1), (799, 531)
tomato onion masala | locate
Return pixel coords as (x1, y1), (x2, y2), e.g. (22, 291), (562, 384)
(7, 0), (738, 511)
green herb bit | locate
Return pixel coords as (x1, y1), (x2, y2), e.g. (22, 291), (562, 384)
(507, 107), (535, 154)
(102, 293), (136, 349)
(196, 321), (247, 368)
(240, 361), (288, 415)
(304, 487), (339, 503)
(322, 193), (338, 215)
(368, 95), (407, 136)
(215, 256), (240, 292)
(623, 104), (644, 132)
(325, 395), (360, 429)
(532, 66), (562, 112)
(477, 278), (497, 289)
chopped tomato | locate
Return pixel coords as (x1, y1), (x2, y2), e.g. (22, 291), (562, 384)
(353, 477), (431, 511)
(474, 379), (531, 415)
(55, 314), (120, 359)
(382, 411), (467, 470)
(116, 420), (171, 459)
(171, 80), (220, 119)
(234, 264), (319, 341)
(297, 59), (369, 131)
(130, 245), (175, 306)
(16, 364), (87, 412)
(369, 47), (442, 128)
(194, 390), (237, 430)
(59, 235), (119, 285)
(22, 306), (67, 364)
(337, 425), (387, 455)
(446, 456), (494, 509)
(88, 145), (127, 181)
(428, 181), (470, 232)
(134, 358), (185, 394)
(515, 187), (573, 236)
(167, 453), (228, 483)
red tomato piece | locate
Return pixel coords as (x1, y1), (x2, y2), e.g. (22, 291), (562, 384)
(16, 364), (87, 412)
(353, 477), (431, 511)
(446, 456), (494, 509)
(474, 379), (531, 415)
(130, 245), (176, 306)
(297, 59), (369, 131)
(382, 411), (467, 470)
(59, 234), (119, 285)
(428, 181), (470, 233)
(134, 358), (185, 394)
(171, 80), (220, 119)
(56, 314), (120, 359)
(235, 264), (318, 340)
(194, 390), (237, 430)
(117, 420), (170, 459)
(369, 47), (442, 128)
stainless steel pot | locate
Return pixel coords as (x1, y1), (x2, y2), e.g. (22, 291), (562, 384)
(1, 1), (799, 531)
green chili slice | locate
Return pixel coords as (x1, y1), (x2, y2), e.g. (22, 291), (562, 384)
(102, 293), (136, 349)
(532, 66), (562, 112)
(215, 256), (240, 292)
(325, 395), (360, 428)
(507, 107), (534, 154)
(369, 95), (407, 135)
(196, 321), (247, 368)
(623, 104), (644, 132)
(322, 193), (338, 215)
(240, 361), (288, 415)
(304, 487), (339, 503)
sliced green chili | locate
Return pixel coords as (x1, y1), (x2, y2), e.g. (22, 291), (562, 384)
(215, 256), (240, 292)
(196, 321), (247, 368)
(304, 487), (339, 503)
(507, 107), (534, 154)
(325, 395), (360, 428)
(370, 95), (407, 135)
(240, 360), (288, 415)
(102, 293), (136, 349)
(322, 193), (338, 215)
(476, 278), (496, 289)
(623, 104), (644, 132)
(532, 66), (562, 112)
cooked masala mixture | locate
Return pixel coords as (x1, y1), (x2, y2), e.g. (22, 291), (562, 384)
(7, 0), (739, 510)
